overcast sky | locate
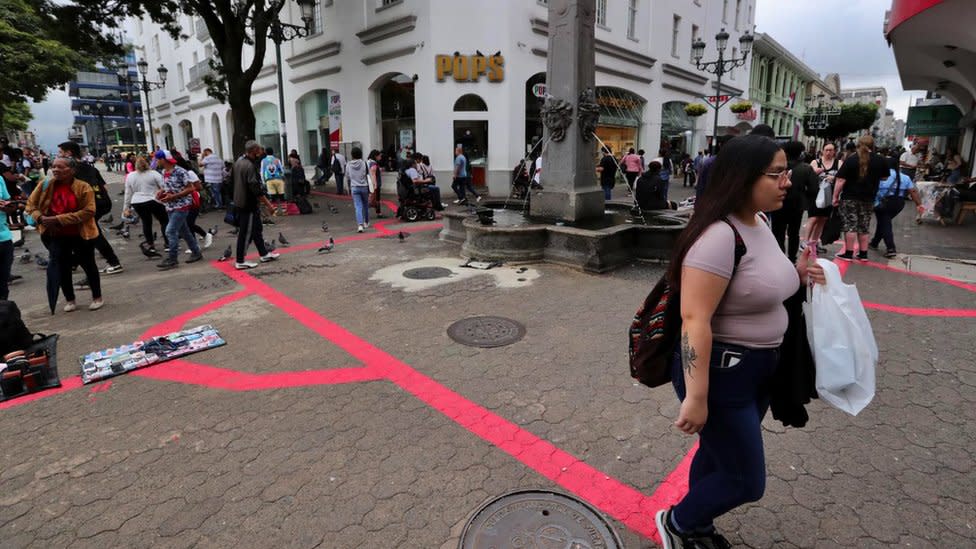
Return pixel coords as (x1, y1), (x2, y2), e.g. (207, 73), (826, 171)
(25, 0), (919, 153)
(754, 0), (921, 120)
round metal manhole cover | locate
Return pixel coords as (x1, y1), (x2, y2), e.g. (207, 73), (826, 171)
(459, 490), (623, 549)
(403, 266), (455, 280)
(447, 316), (525, 348)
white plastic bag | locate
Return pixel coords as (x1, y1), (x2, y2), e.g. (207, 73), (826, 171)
(803, 259), (877, 415)
(815, 180), (832, 209)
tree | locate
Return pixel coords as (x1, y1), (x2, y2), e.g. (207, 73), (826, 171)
(805, 103), (879, 140)
(72, 0), (293, 155)
(0, 100), (32, 132)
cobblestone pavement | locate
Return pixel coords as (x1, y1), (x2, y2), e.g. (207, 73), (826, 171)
(0, 169), (973, 548)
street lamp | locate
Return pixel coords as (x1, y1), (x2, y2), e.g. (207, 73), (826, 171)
(267, 0), (316, 156)
(804, 93), (841, 146)
(131, 58), (168, 151)
(692, 28), (754, 154)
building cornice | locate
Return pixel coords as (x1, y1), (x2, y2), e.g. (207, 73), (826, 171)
(154, 102), (172, 112)
(530, 48), (652, 84)
(753, 33), (819, 82)
(172, 96), (190, 106)
(529, 18), (656, 69)
(289, 65), (342, 84)
(662, 82), (707, 98)
(286, 41), (341, 69)
(355, 15), (417, 45)
(361, 45), (417, 66)
(662, 63), (708, 86)
(188, 97), (221, 110)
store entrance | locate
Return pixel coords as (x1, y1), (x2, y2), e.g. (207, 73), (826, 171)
(454, 121), (488, 186)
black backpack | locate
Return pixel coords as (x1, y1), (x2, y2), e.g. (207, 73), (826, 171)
(0, 300), (33, 357)
(629, 220), (746, 387)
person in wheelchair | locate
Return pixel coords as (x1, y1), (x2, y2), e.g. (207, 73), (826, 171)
(635, 161), (678, 212)
(397, 153), (445, 221)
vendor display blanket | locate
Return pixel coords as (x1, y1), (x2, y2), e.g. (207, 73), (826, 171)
(80, 325), (225, 384)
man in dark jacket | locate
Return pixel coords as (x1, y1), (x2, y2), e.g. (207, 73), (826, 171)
(58, 141), (123, 276)
(232, 140), (278, 269)
(771, 141), (818, 262)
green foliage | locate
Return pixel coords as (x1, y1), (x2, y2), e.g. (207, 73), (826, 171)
(729, 101), (753, 114)
(0, 99), (32, 132)
(685, 103), (708, 117)
(805, 102), (879, 139)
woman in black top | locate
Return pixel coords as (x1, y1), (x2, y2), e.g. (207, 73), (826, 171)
(832, 135), (889, 261)
(635, 162), (676, 211)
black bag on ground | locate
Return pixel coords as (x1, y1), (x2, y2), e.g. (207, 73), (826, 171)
(294, 195), (313, 215)
(820, 210), (843, 245)
(0, 300), (33, 357)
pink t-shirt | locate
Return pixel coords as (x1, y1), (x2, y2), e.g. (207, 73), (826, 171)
(622, 154), (643, 173)
(683, 215), (799, 348)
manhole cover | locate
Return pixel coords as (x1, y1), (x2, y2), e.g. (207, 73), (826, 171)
(459, 490), (622, 549)
(448, 316), (525, 348)
(403, 267), (454, 280)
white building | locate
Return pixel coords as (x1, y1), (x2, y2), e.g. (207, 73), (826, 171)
(130, 0), (756, 196)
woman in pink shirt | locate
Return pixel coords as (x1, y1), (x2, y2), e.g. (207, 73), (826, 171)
(621, 147), (643, 191)
(655, 134), (827, 548)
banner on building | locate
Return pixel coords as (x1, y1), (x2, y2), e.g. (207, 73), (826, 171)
(327, 91), (342, 149)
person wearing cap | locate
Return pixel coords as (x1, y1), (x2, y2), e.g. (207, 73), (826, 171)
(153, 149), (203, 270)
(260, 147), (286, 204)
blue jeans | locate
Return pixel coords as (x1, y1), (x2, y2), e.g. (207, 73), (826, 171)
(602, 184), (613, 200)
(452, 176), (477, 201)
(165, 209), (201, 261)
(670, 342), (778, 532)
(870, 198), (905, 251)
(351, 186), (370, 226)
(207, 180), (223, 208)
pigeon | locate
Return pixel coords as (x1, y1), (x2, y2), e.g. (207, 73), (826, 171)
(35, 254), (48, 267)
(218, 245), (232, 262)
(19, 251), (31, 264)
(397, 231), (408, 242)
(321, 222), (329, 232)
(119, 228), (130, 239)
(278, 232), (290, 246)
(208, 225), (219, 235)
(317, 237), (335, 254)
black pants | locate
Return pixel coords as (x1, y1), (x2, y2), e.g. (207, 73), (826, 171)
(187, 209), (206, 238)
(45, 234), (101, 301)
(624, 171), (639, 191)
(770, 205), (804, 262)
(0, 239), (13, 300)
(91, 222), (121, 267)
(132, 200), (169, 248)
(870, 198), (905, 252)
(235, 209), (269, 263)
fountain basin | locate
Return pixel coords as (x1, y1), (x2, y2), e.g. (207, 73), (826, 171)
(440, 199), (687, 273)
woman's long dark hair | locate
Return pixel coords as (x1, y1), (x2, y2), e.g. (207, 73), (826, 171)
(666, 134), (782, 290)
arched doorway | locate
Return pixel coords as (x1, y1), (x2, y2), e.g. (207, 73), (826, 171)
(178, 119), (193, 152)
(211, 113), (224, 160)
(224, 110), (234, 157)
(296, 89), (339, 163)
(160, 123), (174, 150)
(453, 93), (489, 186)
(253, 102), (279, 153)
(372, 73), (416, 160)
(660, 101), (695, 156)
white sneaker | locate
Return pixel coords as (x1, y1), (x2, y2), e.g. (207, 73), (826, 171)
(185, 249), (193, 254)
(453, 199), (462, 204)
(476, 195), (482, 202)
(235, 261), (258, 270)
(260, 252), (280, 263)
(63, 302), (77, 313)
(204, 233), (213, 249)
(357, 225), (364, 233)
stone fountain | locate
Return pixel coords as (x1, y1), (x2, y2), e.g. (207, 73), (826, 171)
(440, 0), (687, 273)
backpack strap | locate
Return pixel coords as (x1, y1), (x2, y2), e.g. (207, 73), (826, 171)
(721, 218), (748, 272)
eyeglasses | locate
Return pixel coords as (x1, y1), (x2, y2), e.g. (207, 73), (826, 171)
(764, 169), (792, 180)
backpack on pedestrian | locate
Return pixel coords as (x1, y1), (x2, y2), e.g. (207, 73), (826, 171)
(628, 220), (746, 387)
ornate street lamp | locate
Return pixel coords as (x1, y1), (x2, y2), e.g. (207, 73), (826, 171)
(267, 0), (316, 156)
(693, 29), (754, 154)
(132, 58), (168, 151)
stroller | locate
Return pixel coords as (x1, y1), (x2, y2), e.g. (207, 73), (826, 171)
(396, 171), (436, 222)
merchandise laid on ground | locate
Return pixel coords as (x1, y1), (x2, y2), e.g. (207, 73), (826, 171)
(0, 334), (62, 402)
(79, 325), (226, 384)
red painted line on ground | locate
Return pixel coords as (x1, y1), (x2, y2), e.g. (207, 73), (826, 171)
(0, 376), (84, 410)
(139, 289), (253, 339)
(131, 359), (384, 390)
(859, 259), (976, 293)
(862, 302), (976, 317)
(243, 221), (443, 259)
(831, 259), (975, 317)
(89, 380), (112, 393)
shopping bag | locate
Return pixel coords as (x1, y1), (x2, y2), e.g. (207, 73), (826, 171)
(815, 180), (832, 209)
(803, 259), (876, 415)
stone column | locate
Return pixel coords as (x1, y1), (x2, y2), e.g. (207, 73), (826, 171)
(530, 0), (605, 223)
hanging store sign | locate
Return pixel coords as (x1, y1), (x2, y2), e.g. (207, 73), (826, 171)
(435, 53), (505, 83)
(532, 83), (547, 98)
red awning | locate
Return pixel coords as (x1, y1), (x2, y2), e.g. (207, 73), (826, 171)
(886, 0), (945, 34)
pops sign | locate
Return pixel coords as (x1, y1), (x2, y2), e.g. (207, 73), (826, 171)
(435, 53), (505, 83)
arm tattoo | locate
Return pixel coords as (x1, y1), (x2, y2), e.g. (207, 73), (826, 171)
(681, 332), (698, 379)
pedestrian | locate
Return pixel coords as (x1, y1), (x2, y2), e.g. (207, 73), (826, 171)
(24, 157), (104, 311)
(201, 148), (225, 209)
(260, 147), (286, 203)
(124, 153), (136, 175)
(652, 148), (675, 200)
(0, 170), (15, 301)
(289, 154), (308, 198)
(532, 152), (543, 189)
(656, 134), (826, 548)
(771, 141), (816, 263)
(804, 142), (842, 248)
(451, 145), (478, 205)
(232, 141), (279, 269)
(153, 150), (204, 270)
(123, 155), (169, 255)
(331, 148), (346, 194)
(41, 153), (50, 176)
(348, 148), (371, 233)
(596, 146), (617, 200)
(870, 155), (924, 258)
(680, 153), (694, 188)
(898, 144), (920, 182)
(832, 135), (888, 261)
(635, 161), (677, 211)
(621, 147), (642, 191)
(366, 149), (385, 219)
(945, 147), (964, 184)
(405, 152), (445, 210)
(57, 141), (123, 276)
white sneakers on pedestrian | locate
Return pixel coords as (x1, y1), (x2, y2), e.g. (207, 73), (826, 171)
(235, 261), (258, 270)
(260, 252), (280, 263)
(63, 302), (77, 313)
(101, 264), (124, 275)
(89, 299), (104, 311)
(204, 233), (213, 249)
(357, 225), (364, 233)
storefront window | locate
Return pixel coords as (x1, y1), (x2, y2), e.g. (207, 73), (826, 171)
(378, 74), (416, 155)
(660, 101), (694, 155)
(455, 121), (488, 185)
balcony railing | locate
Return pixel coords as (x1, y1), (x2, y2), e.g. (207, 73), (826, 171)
(195, 17), (209, 41)
(187, 59), (214, 90)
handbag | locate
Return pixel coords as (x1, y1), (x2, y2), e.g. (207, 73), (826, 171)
(223, 205), (240, 227)
(815, 180), (832, 209)
(879, 172), (905, 210)
(820, 209), (842, 245)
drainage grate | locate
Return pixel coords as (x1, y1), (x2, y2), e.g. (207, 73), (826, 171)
(447, 316), (525, 348)
(459, 490), (622, 549)
(403, 267), (455, 280)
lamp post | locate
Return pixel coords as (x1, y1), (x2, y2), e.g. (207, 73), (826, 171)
(267, 0), (316, 156)
(117, 65), (142, 151)
(133, 58), (168, 152)
(692, 28), (754, 154)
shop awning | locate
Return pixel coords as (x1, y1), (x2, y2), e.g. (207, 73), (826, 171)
(906, 105), (962, 136)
